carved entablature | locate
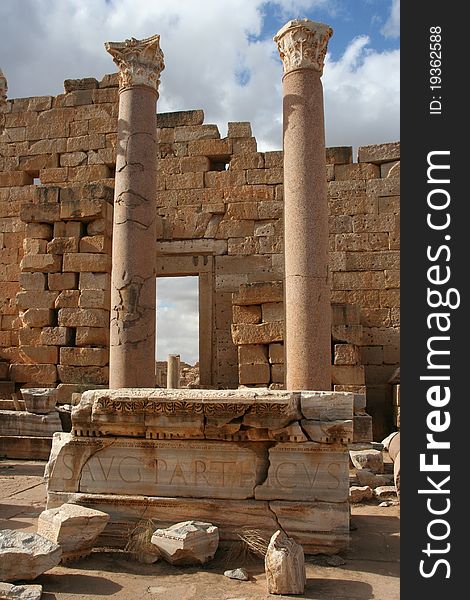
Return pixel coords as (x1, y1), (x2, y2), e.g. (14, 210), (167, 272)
(105, 34), (165, 92)
(71, 388), (353, 444)
(274, 19), (332, 75)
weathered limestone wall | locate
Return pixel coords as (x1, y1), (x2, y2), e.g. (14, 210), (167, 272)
(0, 76), (399, 438)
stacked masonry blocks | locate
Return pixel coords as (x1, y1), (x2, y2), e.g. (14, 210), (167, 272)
(0, 75), (117, 402)
(0, 75), (399, 437)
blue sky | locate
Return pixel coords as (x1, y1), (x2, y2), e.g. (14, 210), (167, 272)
(0, 0), (400, 365)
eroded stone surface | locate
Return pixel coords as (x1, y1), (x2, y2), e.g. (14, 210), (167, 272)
(151, 521), (219, 565)
(37, 503), (109, 561)
(255, 443), (349, 502)
(348, 485), (373, 503)
(265, 530), (306, 595)
(0, 583), (43, 600)
(349, 449), (384, 474)
(0, 530), (61, 582)
(21, 388), (58, 415)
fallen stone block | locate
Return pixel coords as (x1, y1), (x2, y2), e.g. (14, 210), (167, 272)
(349, 449), (384, 474)
(0, 583), (43, 600)
(21, 388), (58, 415)
(355, 469), (394, 489)
(265, 530), (305, 595)
(0, 530), (61, 582)
(374, 486), (397, 500)
(37, 503), (109, 562)
(348, 485), (373, 504)
(150, 521), (219, 565)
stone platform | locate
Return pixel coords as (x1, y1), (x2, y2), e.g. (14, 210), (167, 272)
(45, 388), (353, 554)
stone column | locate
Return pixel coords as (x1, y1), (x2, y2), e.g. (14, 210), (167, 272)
(0, 68), (7, 134)
(167, 354), (180, 389)
(274, 19), (333, 391)
(105, 36), (164, 388)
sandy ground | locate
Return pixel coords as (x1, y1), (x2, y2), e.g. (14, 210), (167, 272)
(0, 459), (399, 600)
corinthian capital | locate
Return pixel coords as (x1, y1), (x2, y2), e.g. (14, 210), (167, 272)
(105, 34), (165, 92)
(274, 19), (332, 76)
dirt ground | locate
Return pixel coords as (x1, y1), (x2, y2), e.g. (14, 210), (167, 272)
(0, 459), (399, 600)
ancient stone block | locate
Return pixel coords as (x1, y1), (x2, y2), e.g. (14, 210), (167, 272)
(331, 365), (365, 385)
(261, 302), (283, 322)
(239, 362), (270, 385)
(78, 289), (110, 310)
(0, 529), (61, 582)
(60, 347), (108, 367)
(255, 443), (349, 502)
(79, 272), (110, 290)
(54, 290), (80, 308)
(232, 304), (262, 324)
(57, 365), (108, 384)
(232, 280), (283, 305)
(9, 363), (57, 385)
(269, 343), (284, 364)
(231, 323), (283, 345)
(301, 419), (353, 444)
(0, 410), (61, 436)
(16, 291), (58, 310)
(357, 142), (400, 164)
(325, 146), (353, 165)
(20, 309), (55, 328)
(47, 237), (79, 255)
(75, 327), (109, 347)
(265, 530), (305, 595)
(58, 308), (109, 328)
(187, 138), (232, 158)
(40, 327), (74, 346)
(48, 272), (78, 291)
(19, 272), (47, 291)
(349, 449), (384, 474)
(19, 345), (58, 365)
(150, 521), (219, 566)
(25, 223), (53, 239)
(0, 583), (43, 600)
(238, 344), (268, 365)
(37, 503), (109, 562)
(20, 253), (62, 273)
(334, 163), (380, 180)
(300, 391), (353, 421)
(353, 414), (373, 443)
(21, 388), (58, 414)
(63, 252), (111, 273)
(157, 110), (204, 128)
(334, 343), (360, 365)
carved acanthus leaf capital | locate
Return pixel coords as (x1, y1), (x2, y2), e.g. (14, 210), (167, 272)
(274, 19), (332, 76)
(104, 34), (165, 92)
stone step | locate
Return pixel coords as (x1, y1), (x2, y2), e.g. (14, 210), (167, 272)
(0, 398), (25, 411)
(0, 435), (52, 460)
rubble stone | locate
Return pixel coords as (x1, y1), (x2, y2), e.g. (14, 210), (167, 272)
(37, 503), (109, 562)
(0, 583), (43, 600)
(348, 485), (373, 503)
(349, 449), (384, 474)
(151, 521), (219, 566)
(0, 530), (62, 582)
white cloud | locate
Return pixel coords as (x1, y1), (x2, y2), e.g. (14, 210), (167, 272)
(381, 0), (400, 38)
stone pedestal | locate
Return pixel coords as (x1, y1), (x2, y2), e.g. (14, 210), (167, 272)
(105, 36), (164, 388)
(274, 20), (333, 391)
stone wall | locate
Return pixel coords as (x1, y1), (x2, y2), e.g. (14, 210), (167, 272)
(0, 75), (399, 439)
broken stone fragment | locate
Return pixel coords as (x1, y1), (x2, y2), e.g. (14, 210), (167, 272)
(21, 388), (58, 415)
(348, 485), (373, 504)
(374, 486), (397, 499)
(37, 503), (109, 562)
(0, 530), (61, 582)
(355, 469), (394, 489)
(265, 530), (306, 595)
(0, 583), (43, 600)
(151, 521), (219, 566)
(224, 568), (249, 581)
(349, 449), (384, 474)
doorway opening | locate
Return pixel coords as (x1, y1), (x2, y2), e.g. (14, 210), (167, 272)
(156, 276), (199, 388)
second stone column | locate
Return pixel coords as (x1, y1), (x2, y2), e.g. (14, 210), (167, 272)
(105, 36), (164, 388)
